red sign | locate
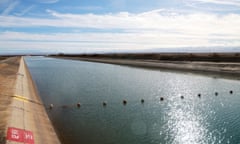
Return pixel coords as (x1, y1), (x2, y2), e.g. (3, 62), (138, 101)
(24, 130), (34, 144)
(7, 127), (34, 144)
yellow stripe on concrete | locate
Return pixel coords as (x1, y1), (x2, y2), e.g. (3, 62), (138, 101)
(12, 95), (30, 103)
(12, 94), (43, 105)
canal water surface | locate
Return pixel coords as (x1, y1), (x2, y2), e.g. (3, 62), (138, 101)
(25, 56), (240, 144)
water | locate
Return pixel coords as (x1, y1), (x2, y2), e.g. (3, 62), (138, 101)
(25, 56), (240, 144)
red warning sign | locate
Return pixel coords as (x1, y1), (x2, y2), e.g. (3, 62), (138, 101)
(7, 127), (24, 143)
(24, 130), (34, 144)
(7, 127), (34, 144)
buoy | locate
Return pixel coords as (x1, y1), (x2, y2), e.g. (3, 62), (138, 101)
(215, 92), (218, 96)
(49, 104), (54, 109)
(198, 94), (201, 98)
(141, 99), (144, 103)
(77, 102), (81, 108)
(123, 100), (127, 105)
(103, 101), (107, 107)
(180, 95), (184, 99)
(230, 90), (233, 94)
(160, 97), (164, 101)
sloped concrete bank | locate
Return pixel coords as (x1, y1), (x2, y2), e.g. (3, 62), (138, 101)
(58, 57), (240, 78)
(0, 57), (20, 144)
(0, 56), (61, 144)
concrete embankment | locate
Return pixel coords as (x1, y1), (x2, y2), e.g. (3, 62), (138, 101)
(56, 57), (240, 77)
(0, 56), (60, 144)
(0, 57), (20, 143)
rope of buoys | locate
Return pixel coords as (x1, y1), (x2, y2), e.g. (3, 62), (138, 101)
(47, 89), (235, 109)
(49, 104), (54, 109)
(198, 94), (201, 98)
(103, 101), (107, 107)
(123, 100), (127, 105)
(77, 102), (81, 108)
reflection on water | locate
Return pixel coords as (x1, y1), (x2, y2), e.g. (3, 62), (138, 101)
(167, 102), (207, 144)
(165, 78), (208, 144)
(26, 57), (240, 144)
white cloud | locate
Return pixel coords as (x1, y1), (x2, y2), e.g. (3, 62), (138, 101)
(1, 9), (240, 36)
(0, 9), (240, 52)
(0, 10), (239, 29)
(0, 30), (239, 53)
(189, 0), (240, 6)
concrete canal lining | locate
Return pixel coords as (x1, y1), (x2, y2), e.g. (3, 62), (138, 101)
(0, 56), (60, 144)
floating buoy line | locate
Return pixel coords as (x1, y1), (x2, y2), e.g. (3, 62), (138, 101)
(102, 101), (107, 107)
(47, 90), (234, 110)
(123, 100), (127, 105)
(198, 94), (201, 98)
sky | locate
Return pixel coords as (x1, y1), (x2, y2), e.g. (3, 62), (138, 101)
(0, 0), (240, 54)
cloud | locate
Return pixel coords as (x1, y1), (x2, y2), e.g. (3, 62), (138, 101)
(1, 1), (19, 15)
(1, 29), (239, 53)
(1, 9), (240, 36)
(188, 0), (240, 7)
(0, 9), (240, 52)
